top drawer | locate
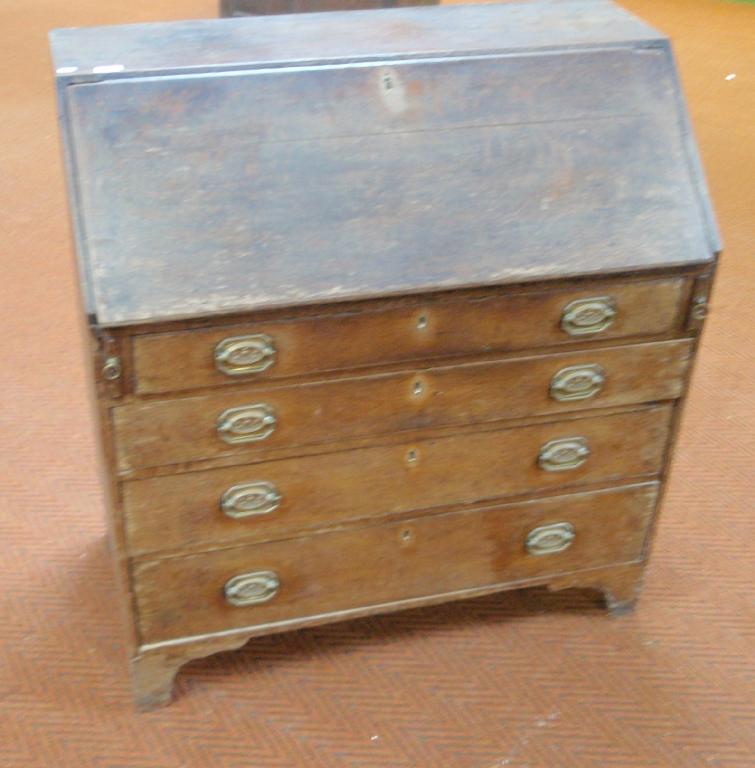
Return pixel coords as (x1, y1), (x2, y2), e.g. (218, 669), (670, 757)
(131, 278), (690, 395)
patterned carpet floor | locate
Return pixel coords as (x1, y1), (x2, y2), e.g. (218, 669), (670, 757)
(1, 1), (753, 765)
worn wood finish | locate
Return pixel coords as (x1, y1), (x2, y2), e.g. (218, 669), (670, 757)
(131, 561), (647, 710)
(133, 277), (690, 395)
(124, 405), (672, 557)
(51, 3), (716, 326)
(50, 3), (666, 85)
(115, 339), (692, 472)
(114, 402), (665, 481)
(134, 483), (658, 644)
(51, 2), (719, 709)
(130, 632), (257, 711)
(547, 561), (646, 615)
(220, 0), (439, 16)
(64, 64), (706, 325)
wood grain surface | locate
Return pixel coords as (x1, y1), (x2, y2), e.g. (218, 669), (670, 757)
(114, 339), (692, 471)
(53, 2), (715, 324)
(123, 405), (672, 556)
(133, 483), (659, 643)
(132, 277), (690, 395)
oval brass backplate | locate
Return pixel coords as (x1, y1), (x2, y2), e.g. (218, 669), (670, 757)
(224, 571), (280, 607)
(561, 296), (617, 336)
(550, 364), (605, 402)
(214, 334), (276, 376)
(221, 481), (282, 519)
(102, 356), (122, 381)
(538, 437), (590, 472)
(217, 403), (277, 444)
(525, 522), (576, 556)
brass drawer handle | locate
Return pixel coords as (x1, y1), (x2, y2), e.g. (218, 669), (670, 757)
(561, 297), (617, 336)
(550, 364), (605, 402)
(224, 570), (280, 606)
(221, 481), (281, 518)
(526, 522), (576, 556)
(217, 403), (277, 444)
(215, 334), (276, 376)
(538, 437), (590, 472)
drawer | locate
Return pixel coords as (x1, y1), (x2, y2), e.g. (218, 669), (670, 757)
(123, 406), (672, 556)
(131, 278), (690, 395)
(114, 339), (692, 472)
(134, 483), (659, 643)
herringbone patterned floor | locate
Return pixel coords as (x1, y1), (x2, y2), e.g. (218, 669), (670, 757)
(1, 0), (753, 765)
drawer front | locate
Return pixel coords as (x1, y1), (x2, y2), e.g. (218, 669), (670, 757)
(134, 483), (658, 643)
(114, 339), (692, 472)
(123, 406), (672, 556)
(131, 278), (689, 395)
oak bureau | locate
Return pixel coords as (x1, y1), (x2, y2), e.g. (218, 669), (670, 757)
(50, 1), (719, 709)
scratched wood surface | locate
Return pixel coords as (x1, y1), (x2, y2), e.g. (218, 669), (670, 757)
(49, 2), (662, 75)
(50, 2), (717, 325)
(113, 339), (693, 472)
(133, 483), (659, 643)
(123, 405), (672, 557)
(131, 276), (690, 394)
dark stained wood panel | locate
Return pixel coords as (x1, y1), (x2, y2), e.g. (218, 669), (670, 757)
(52, 3), (717, 325)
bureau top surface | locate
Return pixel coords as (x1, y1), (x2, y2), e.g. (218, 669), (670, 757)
(51, 1), (664, 75)
(51, 1), (718, 326)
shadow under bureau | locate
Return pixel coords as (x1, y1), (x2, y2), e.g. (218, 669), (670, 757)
(50, 1), (719, 709)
